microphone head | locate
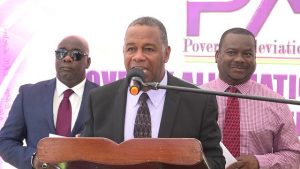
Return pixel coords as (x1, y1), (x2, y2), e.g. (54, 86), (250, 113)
(129, 84), (139, 95)
(126, 68), (145, 83)
(126, 68), (145, 95)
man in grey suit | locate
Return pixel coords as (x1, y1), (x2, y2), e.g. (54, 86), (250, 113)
(0, 35), (98, 169)
(81, 16), (225, 169)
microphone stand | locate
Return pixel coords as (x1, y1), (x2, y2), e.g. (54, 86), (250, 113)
(143, 82), (300, 105)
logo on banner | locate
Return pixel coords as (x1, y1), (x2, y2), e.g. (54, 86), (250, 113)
(187, 0), (300, 36)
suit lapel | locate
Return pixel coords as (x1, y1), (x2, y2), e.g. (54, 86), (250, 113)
(44, 79), (56, 134)
(72, 81), (92, 136)
(112, 79), (128, 143)
(158, 74), (181, 138)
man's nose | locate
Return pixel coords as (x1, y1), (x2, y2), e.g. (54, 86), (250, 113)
(132, 50), (145, 61)
(234, 53), (245, 62)
(63, 54), (73, 62)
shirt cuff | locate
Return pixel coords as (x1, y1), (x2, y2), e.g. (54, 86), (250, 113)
(255, 154), (270, 169)
(31, 152), (36, 168)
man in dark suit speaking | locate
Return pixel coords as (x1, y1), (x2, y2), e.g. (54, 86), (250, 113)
(0, 35), (98, 169)
(81, 16), (225, 169)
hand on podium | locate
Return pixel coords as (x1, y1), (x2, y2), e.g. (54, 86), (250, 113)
(32, 154), (53, 169)
(226, 155), (259, 169)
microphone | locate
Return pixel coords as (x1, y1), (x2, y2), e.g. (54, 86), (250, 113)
(126, 68), (145, 95)
(143, 81), (300, 105)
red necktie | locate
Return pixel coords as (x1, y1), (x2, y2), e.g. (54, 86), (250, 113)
(134, 93), (151, 138)
(223, 86), (240, 157)
(56, 89), (74, 137)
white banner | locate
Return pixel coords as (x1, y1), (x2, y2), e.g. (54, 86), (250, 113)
(1, 0), (299, 168)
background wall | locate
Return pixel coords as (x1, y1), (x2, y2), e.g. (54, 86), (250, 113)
(0, 0), (299, 168)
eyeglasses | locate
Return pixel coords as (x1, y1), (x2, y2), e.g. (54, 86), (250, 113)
(55, 48), (88, 61)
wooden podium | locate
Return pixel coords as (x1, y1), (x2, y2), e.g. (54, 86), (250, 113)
(36, 137), (210, 169)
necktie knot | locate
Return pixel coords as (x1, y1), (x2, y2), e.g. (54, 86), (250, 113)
(63, 89), (74, 98)
(226, 86), (239, 93)
(139, 92), (149, 104)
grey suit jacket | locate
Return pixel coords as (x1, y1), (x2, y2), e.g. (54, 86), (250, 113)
(81, 73), (225, 169)
(0, 78), (98, 169)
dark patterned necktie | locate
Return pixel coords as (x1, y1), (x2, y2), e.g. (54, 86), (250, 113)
(56, 89), (74, 137)
(134, 93), (151, 138)
(223, 86), (240, 157)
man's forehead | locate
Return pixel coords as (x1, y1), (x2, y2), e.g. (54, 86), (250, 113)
(58, 38), (85, 49)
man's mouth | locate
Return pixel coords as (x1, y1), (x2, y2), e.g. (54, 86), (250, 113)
(61, 67), (72, 71)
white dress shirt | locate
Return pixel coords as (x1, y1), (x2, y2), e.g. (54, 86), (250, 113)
(124, 72), (167, 140)
(53, 78), (86, 131)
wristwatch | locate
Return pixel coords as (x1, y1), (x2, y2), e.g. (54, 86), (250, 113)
(31, 152), (36, 169)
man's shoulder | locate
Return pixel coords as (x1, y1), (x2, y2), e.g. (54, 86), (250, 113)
(168, 73), (198, 88)
(15, 79), (56, 98)
(249, 80), (283, 98)
(20, 78), (55, 90)
(167, 74), (217, 100)
(90, 79), (125, 94)
(85, 80), (99, 88)
(199, 79), (218, 89)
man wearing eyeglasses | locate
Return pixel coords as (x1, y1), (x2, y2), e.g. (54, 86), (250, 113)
(0, 35), (98, 169)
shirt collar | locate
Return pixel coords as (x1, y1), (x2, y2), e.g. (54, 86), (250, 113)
(128, 71), (167, 107)
(56, 78), (86, 97)
(216, 78), (252, 94)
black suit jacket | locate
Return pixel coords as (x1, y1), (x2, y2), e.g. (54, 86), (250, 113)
(81, 73), (225, 169)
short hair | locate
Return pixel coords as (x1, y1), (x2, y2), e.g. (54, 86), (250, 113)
(219, 27), (256, 50)
(127, 16), (168, 46)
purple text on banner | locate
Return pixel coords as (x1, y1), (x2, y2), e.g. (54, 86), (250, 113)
(187, 0), (249, 36)
(187, 0), (300, 37)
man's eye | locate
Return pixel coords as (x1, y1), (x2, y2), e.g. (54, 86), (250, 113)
(127, 47), (135, 52)
(59, 52), (66, 58)
(226, 51), (236, 55)
(55, 50), (67, 59)
(244, 52), (253, 57)
(71, 51), (83, 60)
(144, 48), (154, 52)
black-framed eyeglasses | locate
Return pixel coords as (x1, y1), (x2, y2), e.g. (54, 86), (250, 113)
(55, 48), (88, 61)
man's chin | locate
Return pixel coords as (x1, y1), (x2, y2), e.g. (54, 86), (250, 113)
(58, 74), (74, 82)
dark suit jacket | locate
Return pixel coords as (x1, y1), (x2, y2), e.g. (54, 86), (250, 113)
(81, 73), (225, 169)
(0, 78), (98, 169)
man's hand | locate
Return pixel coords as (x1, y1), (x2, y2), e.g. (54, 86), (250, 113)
(226, 155), (259, 169)
(33, 154), (58, 169)
(33, 153), (45, 169)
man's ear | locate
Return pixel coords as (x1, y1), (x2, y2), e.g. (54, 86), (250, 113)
(215, 50), (219, 63)
(164, 46), (171, 63)
(86, 57), (91, 68)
